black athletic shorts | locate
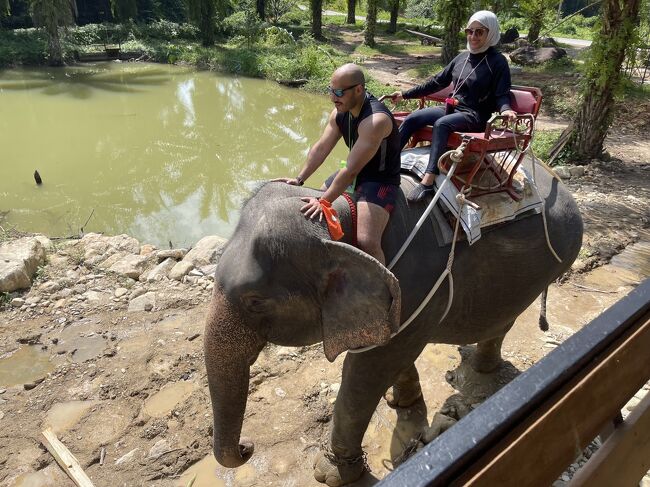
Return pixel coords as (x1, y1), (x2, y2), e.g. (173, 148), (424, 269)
(325, 171), (399, 214)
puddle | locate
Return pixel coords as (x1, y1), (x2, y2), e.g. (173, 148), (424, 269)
(55, 324), (107, 363)
(43, 400), (99, 434)
(0, 346), (53, 388)
(144, 381), (197, 417)
(176, 455), (225, 487)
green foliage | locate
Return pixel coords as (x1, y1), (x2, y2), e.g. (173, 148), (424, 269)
(404, 0), (437, 20)
(266, 0), (296, 23)
(0, 27), (47, 66)
(138, 19), (199, 39)
(277, 6), (309, 24)
(0, 292), (10, 307)
(262, 25), (295, 46)
(531, 129), (562, 162)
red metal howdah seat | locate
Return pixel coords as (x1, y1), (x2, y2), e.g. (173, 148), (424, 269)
(393, 84), (543, 201)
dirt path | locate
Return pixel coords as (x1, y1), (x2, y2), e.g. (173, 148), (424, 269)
(2, 29), (650, 487)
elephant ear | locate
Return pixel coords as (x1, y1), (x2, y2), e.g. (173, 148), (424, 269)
(319, 240), (401, 362)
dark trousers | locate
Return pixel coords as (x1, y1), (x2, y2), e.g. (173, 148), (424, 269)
(398, 107), (483, 175)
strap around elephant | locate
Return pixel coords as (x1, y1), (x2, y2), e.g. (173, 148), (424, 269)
(341, 192), (358, 248)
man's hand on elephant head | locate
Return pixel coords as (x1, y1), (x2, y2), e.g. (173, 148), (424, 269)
(300, 197), (324, 221)
(272, 177), (303, 186)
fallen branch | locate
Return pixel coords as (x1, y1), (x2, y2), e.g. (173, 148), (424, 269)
(41, 428), (95, 487)
(570, 282), (618, 294)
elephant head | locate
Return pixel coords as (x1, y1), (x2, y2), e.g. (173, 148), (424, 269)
(204, 183), (401, 467)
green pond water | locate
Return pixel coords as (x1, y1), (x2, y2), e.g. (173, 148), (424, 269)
(0, 63), (346, 248)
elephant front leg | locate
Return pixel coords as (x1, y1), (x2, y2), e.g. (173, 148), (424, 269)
(314, 353), (399, 486)
(383, 363), (423, 408)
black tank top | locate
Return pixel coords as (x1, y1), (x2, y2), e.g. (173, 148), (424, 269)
(335, 93), (401, 185)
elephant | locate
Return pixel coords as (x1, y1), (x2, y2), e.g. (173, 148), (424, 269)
(204, 156), (583, 486)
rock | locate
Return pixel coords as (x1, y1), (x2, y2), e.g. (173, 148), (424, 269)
(537, 36), (558, 47)
(11, 297), (26, 308)
(199, 264), (217, 279)
(115, 448), (139, 465)
(129, 287), (146, 299)
(501, 26), (519, 44)
(275, 387), (286, 398)
(97, 252), (129, 270)
(82, 290), (105, 304)
(128, 292), (156, 312)
(0, 260), (31, 293)
(39, 280), (62, 294)
(81, 233), (140, 257)
(145, 258), (176, 282)
(140, 244), (157, 255)
(0, 410), (4, 420)
(329, 383), (340, 394)
(114, 287), (128, 298)
(568, 166), (586, 178)
(510, 46), (567, 66)
(24, 377), (45, 390)
(147, 439), (170, 459)
(0, 237), (48, 292)
(182, 236), (227, 268)
(156, 249), (187, 261)
(554, 166), (571, 180)
(109, 254), (153, 279)
(169, 260), (194, 281)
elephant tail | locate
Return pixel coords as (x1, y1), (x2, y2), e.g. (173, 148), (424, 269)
(538, 287), (549, 332)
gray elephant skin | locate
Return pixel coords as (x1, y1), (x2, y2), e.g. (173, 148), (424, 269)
(203, 157), (583, 484)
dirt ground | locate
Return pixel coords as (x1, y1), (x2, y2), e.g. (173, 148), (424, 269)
(1, 29), (649, 487)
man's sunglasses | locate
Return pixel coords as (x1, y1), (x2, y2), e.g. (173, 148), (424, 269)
(464, 27), (487, 37)
(327, 84), (360, 97)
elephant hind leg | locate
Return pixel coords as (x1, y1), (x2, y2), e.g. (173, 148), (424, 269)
(471, 333), (507, 373)
(384, 363), (423, 408)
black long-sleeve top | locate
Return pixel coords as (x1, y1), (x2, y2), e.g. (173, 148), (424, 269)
(402, 47), (512, 124)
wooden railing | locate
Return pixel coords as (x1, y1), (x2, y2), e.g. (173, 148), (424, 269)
(379, 278), (650, 486)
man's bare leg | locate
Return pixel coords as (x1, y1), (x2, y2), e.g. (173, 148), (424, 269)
(356, 201), (390, 265)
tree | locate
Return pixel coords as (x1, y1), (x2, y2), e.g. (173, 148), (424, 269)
(29, 0), (76, 66)
(310, 0), (323, 39)
(568, 0), (642, 160)
(437, 0), (471, 64)
(187, 0), (216, 46)
(520, 0), (557, 42)
(346, 0), (355, 24)
(110, 0), (136, 21)
(388, 0), (398, 33)
(364, 0), (377, 46)
(256, 0), (264, 20)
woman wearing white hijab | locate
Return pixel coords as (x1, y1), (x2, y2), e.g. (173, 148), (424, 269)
(386, 10), (517, 202)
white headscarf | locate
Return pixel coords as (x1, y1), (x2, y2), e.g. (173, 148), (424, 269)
(466, 10), (500, 54)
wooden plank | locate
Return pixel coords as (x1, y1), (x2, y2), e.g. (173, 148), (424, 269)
(41, 428), (95, 487)
(569, 391), (650, 487)
(451, 312), (650, 487)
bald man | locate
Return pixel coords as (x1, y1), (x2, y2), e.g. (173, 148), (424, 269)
(276, 64), (401, 265)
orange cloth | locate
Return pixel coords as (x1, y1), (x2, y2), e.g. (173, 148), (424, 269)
(319, 199), (344, 241)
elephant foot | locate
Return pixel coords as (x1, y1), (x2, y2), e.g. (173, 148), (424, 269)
(470, 352), (502, 374)
(313, 449), (367, 486)
(422, 413), (457, 443)
(384, 381), (422, 408)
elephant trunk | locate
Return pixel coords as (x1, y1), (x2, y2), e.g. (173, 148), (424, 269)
(204, 289), (265, 468)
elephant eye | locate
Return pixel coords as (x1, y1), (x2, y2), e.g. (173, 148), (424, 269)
(242, 294), (270, 314)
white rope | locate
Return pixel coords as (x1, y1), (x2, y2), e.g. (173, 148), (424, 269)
(387, 155), (460, 271)
(521, 117), (563, 264)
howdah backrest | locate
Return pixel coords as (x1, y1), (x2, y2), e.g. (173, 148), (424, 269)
(417, 84), (542, 118)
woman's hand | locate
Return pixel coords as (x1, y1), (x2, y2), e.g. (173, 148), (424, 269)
(378, 91), (403, 104)
(501, 109), (518, 123)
